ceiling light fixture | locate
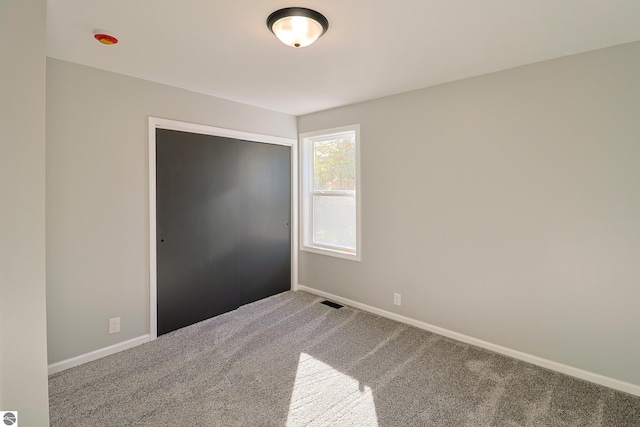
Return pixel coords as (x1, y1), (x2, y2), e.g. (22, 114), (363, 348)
(267, 7), (329, 48)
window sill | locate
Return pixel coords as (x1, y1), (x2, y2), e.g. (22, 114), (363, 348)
(300, 244), (361, 262)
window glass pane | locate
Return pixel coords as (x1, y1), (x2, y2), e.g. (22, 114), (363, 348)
(313, 134), (356, 191)
(312, 195), (356, 249)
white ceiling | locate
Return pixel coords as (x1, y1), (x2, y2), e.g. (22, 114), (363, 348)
(46, 1), (640, 116)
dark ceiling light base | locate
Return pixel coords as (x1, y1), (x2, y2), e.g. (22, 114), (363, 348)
(267, 7), (329, 48)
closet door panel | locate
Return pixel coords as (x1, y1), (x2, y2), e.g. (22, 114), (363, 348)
(236, 140), (291, 305)
(156, 129), (240, 335)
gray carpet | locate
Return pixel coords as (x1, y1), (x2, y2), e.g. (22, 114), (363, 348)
(49, 291), (640, 426)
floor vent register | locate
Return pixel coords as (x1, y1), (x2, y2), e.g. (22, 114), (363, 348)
(320, 300), (343, 309)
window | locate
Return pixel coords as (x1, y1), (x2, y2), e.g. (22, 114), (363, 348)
(300, 125), (361, 261)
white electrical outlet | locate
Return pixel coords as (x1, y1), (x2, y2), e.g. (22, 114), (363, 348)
(394, 293), (402, 306)
(109, 317), (121, 334)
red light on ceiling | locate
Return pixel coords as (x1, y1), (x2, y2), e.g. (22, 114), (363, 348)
(93, 30), (118, 45)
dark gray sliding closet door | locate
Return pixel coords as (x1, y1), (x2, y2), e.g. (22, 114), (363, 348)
(156, 129), (291, 336)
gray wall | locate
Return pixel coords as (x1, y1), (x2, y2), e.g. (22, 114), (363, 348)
(298, 42), (640, 387)
(0, 0), (50, 425)
(46, 58), (297, 364)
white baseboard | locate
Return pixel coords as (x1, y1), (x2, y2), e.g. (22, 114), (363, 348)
(48, 335), (150, 376)
(296, 284), (640, 397)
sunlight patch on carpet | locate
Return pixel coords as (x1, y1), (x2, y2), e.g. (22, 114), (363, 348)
(286, 352), (379, 426)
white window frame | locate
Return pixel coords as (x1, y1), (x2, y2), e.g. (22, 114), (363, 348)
(300, 124), (361, 261)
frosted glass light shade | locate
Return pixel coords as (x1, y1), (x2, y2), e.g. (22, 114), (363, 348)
(267, 8), (329, 48)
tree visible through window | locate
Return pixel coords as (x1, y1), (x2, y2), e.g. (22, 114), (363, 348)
(301, 125), (360, 261)
(313, 138), (356, 191)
